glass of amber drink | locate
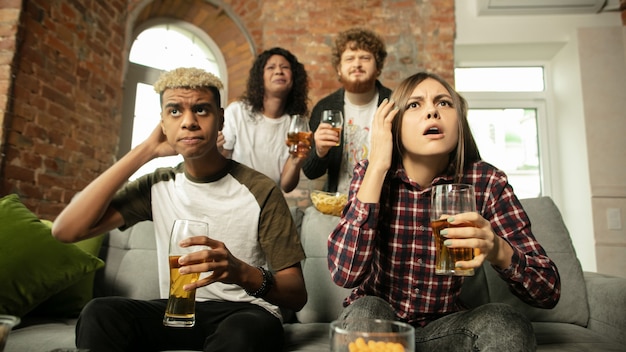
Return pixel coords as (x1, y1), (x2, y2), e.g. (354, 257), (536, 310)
(321, 110), (343, 146)
(287, 114), (312, 158)
(430, 184), (477, 276)
(163, 219), (208, 328)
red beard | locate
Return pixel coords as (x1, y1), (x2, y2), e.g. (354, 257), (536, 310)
(341, 74), (377, 94)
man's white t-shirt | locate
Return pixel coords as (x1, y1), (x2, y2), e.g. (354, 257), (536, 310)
(111, 161), (305, 321)
(337, 94), (379, 194)
(222, 101), (290, 185)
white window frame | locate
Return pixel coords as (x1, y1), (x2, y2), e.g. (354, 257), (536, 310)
(456, 62), (556, 198)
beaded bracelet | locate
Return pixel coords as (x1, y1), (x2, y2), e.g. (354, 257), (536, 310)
(245, 266), (274, 298)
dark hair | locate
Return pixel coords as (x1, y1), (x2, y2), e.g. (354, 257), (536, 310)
(390, 72), (481, 182)
(331, 28), (387, 74)
(241, 47), (309, 116)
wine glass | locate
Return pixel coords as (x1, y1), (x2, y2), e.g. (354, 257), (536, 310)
(321, 110), (343, 146)
(287, 114), (312, 158)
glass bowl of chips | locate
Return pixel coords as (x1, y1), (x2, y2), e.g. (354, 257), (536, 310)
(310, 190), (348, 217)
(330, 319), (415, 352)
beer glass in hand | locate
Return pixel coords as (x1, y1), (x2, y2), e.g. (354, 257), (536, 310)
(430, 184), (477, 276)
(287, 114), (312, 158)
(163, 219), (208, 327)
(321, 110), (343, 146)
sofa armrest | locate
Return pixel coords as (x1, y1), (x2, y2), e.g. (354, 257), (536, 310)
(584, 271), (626, 346)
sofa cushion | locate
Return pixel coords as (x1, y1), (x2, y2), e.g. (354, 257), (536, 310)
(296, 207), (351, 324)
(532, 322), (626, 351)
(0, 194), (105, 317)
(28, 220), (105, 317)
(462, 197), (589, 327)
(95, 220), (160, 300)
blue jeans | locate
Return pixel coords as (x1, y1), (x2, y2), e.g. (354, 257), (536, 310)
(76, 297), (283, 352)
(339, 296), (536, 352)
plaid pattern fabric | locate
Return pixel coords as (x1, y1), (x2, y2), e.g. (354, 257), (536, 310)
(328, 159), (560, 326)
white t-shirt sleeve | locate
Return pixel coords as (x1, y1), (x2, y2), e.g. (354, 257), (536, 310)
(222, 102), (239, 150)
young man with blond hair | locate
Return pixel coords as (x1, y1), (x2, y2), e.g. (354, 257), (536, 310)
(53, 67), (307, 352)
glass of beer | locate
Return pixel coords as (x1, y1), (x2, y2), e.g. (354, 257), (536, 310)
(321, 110), (343, 146)
(430, 184), (477, 276)
(287, 114), (312, 158)
(163, 219), (208, 328)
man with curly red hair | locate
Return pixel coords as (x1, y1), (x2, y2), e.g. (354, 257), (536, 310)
(304, 28), (392, 194)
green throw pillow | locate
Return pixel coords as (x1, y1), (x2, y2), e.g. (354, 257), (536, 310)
(0, 194), (105, 317)
(28, 220), (105, 317)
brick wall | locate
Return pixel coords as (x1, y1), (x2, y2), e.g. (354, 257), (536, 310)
(0, 0), (21, 155)
(1, 0), (128, 217)
(0, 0), (455, 219)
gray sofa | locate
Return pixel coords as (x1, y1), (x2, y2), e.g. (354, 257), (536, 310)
(6, 197), (626, 351)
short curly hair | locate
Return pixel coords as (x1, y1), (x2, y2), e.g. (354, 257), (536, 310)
(153, 67), (224, 107)
(331, 28), (387, 73)
(241, 47), (309, 116)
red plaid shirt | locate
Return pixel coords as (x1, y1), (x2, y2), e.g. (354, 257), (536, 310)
(328, 159), (561, 327)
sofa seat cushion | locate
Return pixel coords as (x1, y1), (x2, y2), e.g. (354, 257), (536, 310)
(296, 207), (351, 324)
(6, 318), (77, 352)
(533, 322), (626, 351)
(283, 322), (330, 351)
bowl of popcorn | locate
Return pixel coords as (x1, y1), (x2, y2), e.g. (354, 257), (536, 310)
(330, 319), (414, 352)
(310, 190), (348, 217)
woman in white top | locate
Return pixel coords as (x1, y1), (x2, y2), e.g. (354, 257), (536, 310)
(221, 47), (310, 192)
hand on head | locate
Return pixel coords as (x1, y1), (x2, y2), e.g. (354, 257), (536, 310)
(216, 131), (225, 153)
(368, 98), (398, 173)
(146, 123), (177, 158)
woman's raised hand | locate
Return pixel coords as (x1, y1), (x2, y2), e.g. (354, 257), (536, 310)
(368, 99), (398, 174)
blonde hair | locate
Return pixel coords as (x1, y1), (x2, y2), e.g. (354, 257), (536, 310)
(153, 67), (223, 94)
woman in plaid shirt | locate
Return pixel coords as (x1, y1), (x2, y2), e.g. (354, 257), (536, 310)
(328, 71), (561, 351)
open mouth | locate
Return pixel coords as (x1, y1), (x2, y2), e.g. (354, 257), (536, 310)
(424, 127), (441, 135)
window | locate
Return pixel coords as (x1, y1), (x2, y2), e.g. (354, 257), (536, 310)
(121, 20), (227, 180)
(455, 67), (544, 92)
(455, 67), (549, 199)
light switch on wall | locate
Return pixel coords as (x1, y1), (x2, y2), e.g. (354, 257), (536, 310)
(607, 208), (622, 230)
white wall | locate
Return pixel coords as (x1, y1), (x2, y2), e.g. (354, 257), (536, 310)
(455, 0), (622, 272)
(577, 26), (626, 277)
(550, 36), (594, 270)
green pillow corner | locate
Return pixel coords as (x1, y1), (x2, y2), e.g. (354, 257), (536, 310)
(29, 219), (106, 317)
(0, 194), (105, 318)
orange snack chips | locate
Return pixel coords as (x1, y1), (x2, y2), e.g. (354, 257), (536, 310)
(348, 337), (405, 352)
